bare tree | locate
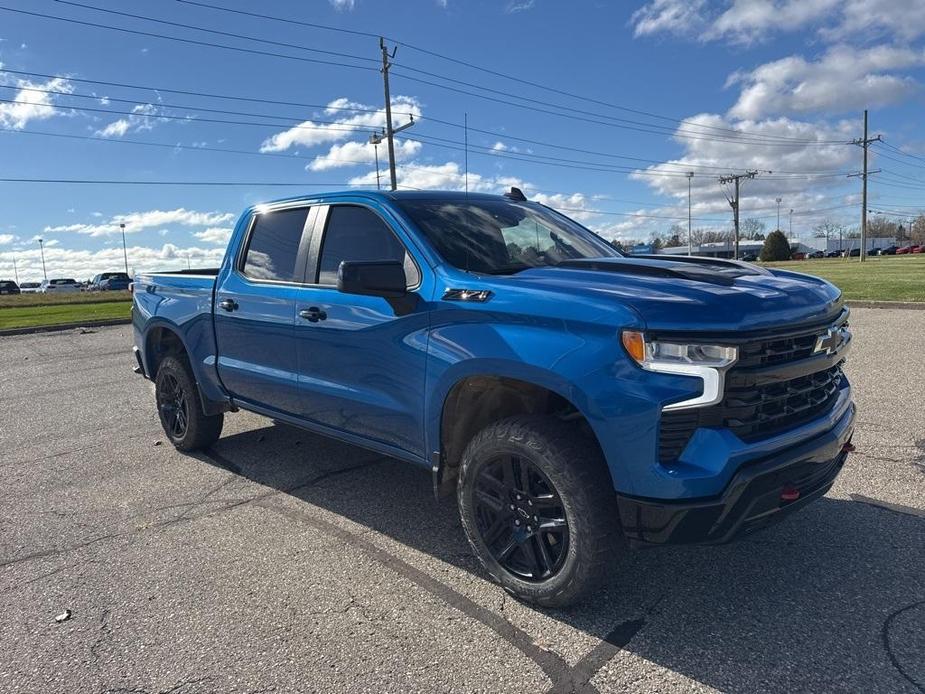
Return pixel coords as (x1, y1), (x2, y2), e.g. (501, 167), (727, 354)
(740, 218), (766, 240)
(910, 214), (925, 244)
(813, 219), (845, 250)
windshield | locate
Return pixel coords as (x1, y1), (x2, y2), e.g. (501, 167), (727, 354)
(396, 198), (620, 275)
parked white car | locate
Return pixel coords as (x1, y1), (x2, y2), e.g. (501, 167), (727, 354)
(39, 278), (80, 293)
(19, 281), (42, 293)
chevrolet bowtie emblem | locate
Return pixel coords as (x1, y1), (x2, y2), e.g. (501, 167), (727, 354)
(814, 327), (844, 355)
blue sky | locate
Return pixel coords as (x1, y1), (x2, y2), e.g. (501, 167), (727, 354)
(1, 0), (924, 281)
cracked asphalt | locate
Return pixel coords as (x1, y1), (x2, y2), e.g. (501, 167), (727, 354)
(1, 307), (923, 694)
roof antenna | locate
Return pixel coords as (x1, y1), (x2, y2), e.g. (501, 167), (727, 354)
(504, 187), (527, 202)
(464, 112), (469, 199)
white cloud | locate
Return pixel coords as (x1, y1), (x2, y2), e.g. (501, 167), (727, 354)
(194, 227), (233, 244)
(97, 118), (130, 138)
(0, 233), (16, 245)
(0, 76), (73, 129)
(631, 0), (708, 37)
(506, 0), (536, 12)
(631, 0), (925, 43)
(330, 0), (355, 9)
(44, 208), (235, 237)
(259, 96), (421, 153)
(727, 44), (925, 119)
(0, 243), (227, 282)
(308, 138), (422, 171)
(94, 103), (161, 138)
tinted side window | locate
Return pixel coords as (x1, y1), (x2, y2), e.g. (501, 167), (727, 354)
(317, 205), (419, 286)
(242, 207), (310, 282)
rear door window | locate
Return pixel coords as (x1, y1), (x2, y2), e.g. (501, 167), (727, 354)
(241, 207), (310, 282)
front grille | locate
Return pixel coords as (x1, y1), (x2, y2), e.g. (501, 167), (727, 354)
(657, 317), (848, 463)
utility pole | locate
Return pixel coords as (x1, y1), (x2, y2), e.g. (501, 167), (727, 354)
(37, 238), (47, 280)
(776, 197), (782, 232)
(686, 172), (694, 255)
(377, 38), (415, 191)
(120, 222), (129, 275)
(789, 208), (793, 238)
(12, 255), (19, 284)
(719, 170), (760, 260)
(850, 109), (882, 263)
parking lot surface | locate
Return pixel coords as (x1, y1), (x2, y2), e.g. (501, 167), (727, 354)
(1, 308), (923, 693)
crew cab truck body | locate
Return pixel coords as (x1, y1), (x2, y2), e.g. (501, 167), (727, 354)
(133, 190), (855, 607)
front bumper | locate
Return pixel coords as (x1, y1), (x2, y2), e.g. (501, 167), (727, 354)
(616, 400), (855, 545)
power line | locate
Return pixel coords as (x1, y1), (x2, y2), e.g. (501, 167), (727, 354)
(2, 70), (849, 175)
(8, 3), (845, 148)
(176, 0), (842, 145)
(52, 0), (378, 65)
(0, 68), (415, 118)
(0, 5), (378, 73)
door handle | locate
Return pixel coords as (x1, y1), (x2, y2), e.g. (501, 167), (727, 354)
(299, 306), (327, 323)
(219, 298), (238, 312)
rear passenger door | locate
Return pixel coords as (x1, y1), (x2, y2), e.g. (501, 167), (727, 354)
(213, 204), (315, 415)
(293, 203), (431, 458)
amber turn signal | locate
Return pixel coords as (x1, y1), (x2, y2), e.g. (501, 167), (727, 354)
(622, 330), (646, 364)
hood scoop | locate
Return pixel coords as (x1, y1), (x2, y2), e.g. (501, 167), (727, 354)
(556, 257), (764, 286)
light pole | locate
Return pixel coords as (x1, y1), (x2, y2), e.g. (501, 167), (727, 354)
(12, 255), (19, 284)
(789, 209), (793, 239)
(776, 197), (782, 231)
(37, 238), (47, 280)
(686, 172), (694, 255)
(120, 223), (129, 275)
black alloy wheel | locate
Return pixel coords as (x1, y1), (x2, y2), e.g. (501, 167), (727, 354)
(473, 453), (570, 581)
(157, 371), (189, 440)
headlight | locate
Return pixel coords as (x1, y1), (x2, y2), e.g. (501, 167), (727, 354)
(622, 330), (738, 410)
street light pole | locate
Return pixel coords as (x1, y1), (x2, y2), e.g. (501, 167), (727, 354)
(37, 238), (47, 280)
(120, 223), (129, 275)
(789, 209), (793, 238)
(12, 255), (19, 284)
(686, 172), (694, 255)
(776, 197), (782, 231)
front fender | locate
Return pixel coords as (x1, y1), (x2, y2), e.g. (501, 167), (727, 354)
(423, 318), (702, 495)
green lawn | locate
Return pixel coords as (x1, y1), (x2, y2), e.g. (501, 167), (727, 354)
(0, 290), (132, 308)
(0, 300), (131, 330)
(763, 254), (925, 302)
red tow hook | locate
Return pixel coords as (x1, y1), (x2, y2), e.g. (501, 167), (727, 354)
(780, 486), (800, 503)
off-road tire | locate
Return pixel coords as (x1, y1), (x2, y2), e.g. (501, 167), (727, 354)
(155, 355), (223, 451)
(457, 415), (622, 608)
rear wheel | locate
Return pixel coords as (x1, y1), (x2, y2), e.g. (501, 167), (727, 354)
(155, 355), (223, 451)
(457, 415), (622, 608)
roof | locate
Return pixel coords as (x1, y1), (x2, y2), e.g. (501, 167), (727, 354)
(259, 189), (519, 207)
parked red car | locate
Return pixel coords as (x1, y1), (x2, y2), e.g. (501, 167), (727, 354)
(896, 246), (914, 254)
(912, 245), (924, 254)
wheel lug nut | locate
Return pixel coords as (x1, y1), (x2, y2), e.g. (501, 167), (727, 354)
(515, 519), (521, 526)
(533, 515), (538, 521)
(509, 504), (515, 510)
(527, 526), (533, 532)
(516, 494), (522, 500)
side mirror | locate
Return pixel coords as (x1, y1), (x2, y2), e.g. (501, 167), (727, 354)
(337, 260), (407, 298)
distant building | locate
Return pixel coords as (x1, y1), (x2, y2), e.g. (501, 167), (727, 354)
(656, 239), (818, 259)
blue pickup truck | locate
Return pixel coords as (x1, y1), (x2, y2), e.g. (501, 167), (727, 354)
(132, 189), (855, 607)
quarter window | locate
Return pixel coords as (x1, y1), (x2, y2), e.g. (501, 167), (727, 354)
(241, 207), (310, 282)
(317, 205), (419, 286)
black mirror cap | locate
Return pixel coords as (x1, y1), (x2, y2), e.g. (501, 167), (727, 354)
(337, 260), (407, 298)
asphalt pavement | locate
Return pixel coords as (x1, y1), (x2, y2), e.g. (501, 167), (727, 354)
(1, 308), (923, 693)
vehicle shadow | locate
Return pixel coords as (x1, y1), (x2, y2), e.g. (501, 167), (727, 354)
(200, 421), (925, 693)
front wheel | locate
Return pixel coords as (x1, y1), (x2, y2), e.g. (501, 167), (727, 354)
(155, 355), (223, 451)
(457, 415), (622, 608)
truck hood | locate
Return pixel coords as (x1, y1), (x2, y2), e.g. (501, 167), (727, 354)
(502, 256), (843, 333)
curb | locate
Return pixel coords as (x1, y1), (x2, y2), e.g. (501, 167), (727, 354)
(847, 300), (925, 310)
(0, 317), (131, 337)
